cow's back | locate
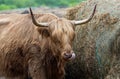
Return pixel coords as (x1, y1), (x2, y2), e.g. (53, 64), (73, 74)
(0, 14), (35, 77)
(0, 13), (58, 78)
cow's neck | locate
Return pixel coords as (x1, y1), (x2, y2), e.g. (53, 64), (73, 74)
(41, 38), (65, 79)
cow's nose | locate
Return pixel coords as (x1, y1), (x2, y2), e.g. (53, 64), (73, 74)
(63, 52), (76, 60)
(64, 53), (72, 59)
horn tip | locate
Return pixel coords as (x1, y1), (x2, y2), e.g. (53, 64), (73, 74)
(94, 4), (97, 10)
(29, 7), (33, 16)
(29, 7), (32, 12)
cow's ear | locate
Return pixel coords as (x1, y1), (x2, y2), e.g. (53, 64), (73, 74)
(36, 27), (50, 37)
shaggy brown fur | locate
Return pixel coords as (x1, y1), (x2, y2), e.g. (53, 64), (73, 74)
(0, 13), (75, 79)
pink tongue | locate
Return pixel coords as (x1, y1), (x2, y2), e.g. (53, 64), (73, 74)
(69, 53), (76, 60)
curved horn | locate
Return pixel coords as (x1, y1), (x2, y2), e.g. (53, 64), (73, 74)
(72, 4), (97, 25)
(29, 8), (48, 27)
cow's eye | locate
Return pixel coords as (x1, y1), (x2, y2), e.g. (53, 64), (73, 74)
(55, 39), (61, 44)
(52, 37), (61, 44)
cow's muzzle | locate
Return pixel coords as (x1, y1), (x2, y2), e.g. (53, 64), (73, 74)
(63, 52), (76, 60)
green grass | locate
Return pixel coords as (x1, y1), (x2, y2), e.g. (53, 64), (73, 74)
(0, 0), (86, 10)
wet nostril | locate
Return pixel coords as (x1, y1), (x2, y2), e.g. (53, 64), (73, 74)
(64, 53), (72, 59)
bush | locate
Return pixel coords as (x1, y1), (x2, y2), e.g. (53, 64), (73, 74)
(0, 4), (16, 10)
(0, 0), (86, 10)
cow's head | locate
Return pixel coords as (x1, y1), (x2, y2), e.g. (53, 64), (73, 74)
(29, 4), (96, 61)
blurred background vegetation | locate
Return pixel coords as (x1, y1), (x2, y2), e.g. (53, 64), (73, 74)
(0, 0), (85, 10)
